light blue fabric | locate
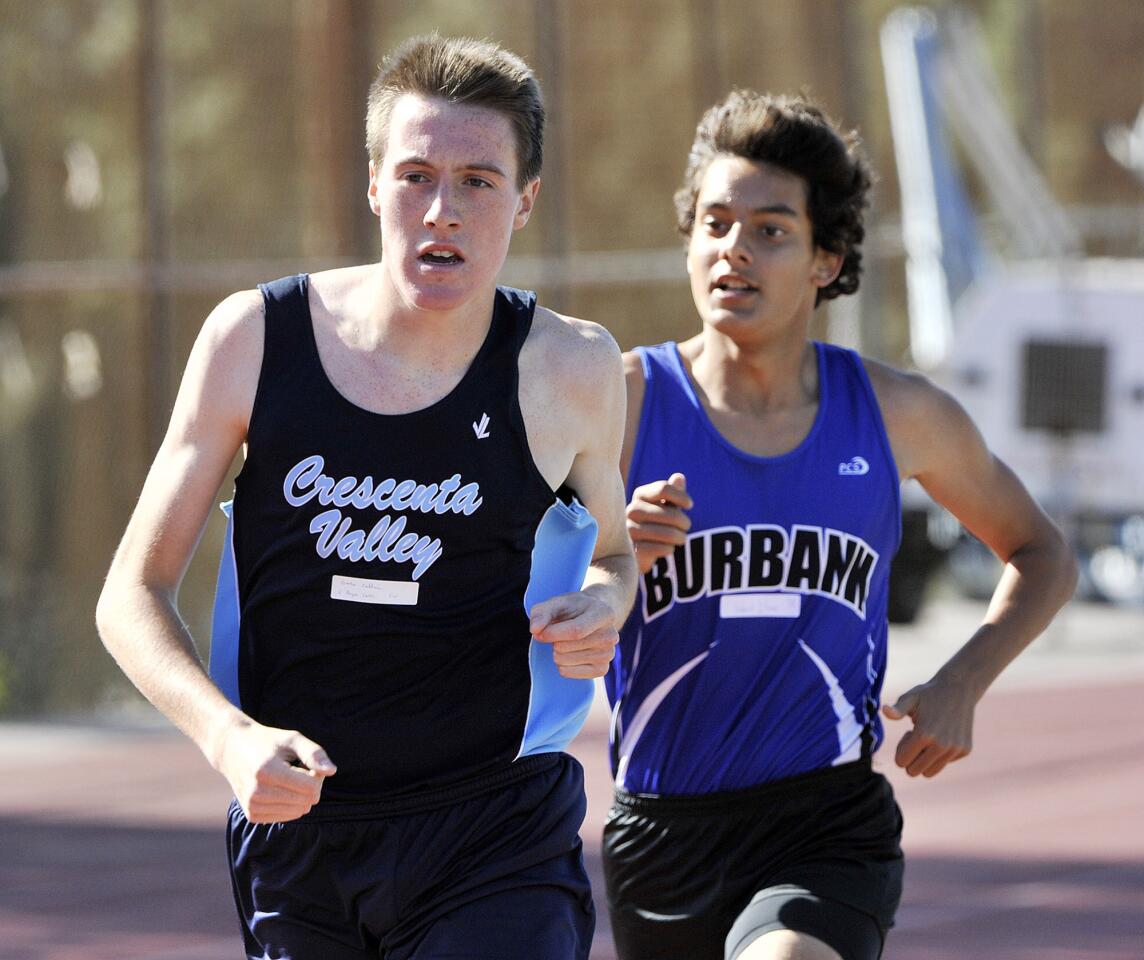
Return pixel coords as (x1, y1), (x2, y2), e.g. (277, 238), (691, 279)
(517, 496), (599, 757)
(208, 500), (242, 707)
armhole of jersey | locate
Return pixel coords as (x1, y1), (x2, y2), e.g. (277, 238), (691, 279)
(244, 274), (305, 460)
(216, 275), (308, 707)
(624, 346), (656, 497)
(849, 350), (903, 551)
(506, 293), (562, 497)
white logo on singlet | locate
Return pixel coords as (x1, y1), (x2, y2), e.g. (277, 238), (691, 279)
(838, 456), (870, 476)
(282, 454), (484, 580)
(641, 523), (879, 622)
(472, 412), (491, 439)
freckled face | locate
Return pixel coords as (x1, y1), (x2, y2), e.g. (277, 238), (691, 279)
(687, 156), (839, 343)
(368, 94), (539, 313)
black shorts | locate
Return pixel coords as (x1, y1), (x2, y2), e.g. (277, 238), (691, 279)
(602, 759), (903, 960)
(227, 753), (595, 960)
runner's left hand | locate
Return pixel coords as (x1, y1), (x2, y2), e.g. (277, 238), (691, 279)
(882, 679), (976, 778)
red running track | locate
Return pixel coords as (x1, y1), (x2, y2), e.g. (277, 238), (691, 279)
(2, 679), (1142, 960)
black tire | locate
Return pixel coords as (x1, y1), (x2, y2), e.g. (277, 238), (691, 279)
(888, 558), (929, 623)
(888, 509), (943, 624)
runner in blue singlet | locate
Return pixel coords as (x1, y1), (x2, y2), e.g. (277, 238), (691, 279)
(604, 90), (1077, 960)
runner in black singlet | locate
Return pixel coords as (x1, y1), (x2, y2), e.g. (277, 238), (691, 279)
(97, 35), (636, 960)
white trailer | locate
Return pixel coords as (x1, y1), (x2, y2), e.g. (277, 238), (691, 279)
(880, 6), (1144, 614)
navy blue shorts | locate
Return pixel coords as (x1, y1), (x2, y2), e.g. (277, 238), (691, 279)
(226, 753), (594, 959)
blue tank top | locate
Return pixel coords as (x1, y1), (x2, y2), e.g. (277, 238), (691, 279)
(208, 275), (597, 801)
(606, 341), (901, 795)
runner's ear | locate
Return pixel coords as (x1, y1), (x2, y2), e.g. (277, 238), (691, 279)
(514, 178), (541, 230)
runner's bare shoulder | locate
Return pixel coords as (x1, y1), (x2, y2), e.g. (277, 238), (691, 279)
(182, 288), (266, 437)
(525, 305), (623, 407)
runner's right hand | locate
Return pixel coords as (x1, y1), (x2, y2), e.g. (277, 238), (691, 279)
(212, 719), (336, 823)
(625, 473), (692, 574)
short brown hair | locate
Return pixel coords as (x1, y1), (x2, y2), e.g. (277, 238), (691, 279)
(675, 90), (874, 304)
(366, 34), (544, 188)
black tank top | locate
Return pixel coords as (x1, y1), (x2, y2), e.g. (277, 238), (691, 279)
(229, 274), (557, 800)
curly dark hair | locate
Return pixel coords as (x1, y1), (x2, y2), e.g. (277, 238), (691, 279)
(674, 90), (874, 305)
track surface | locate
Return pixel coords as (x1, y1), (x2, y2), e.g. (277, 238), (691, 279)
(2, 596), (1142, 959)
